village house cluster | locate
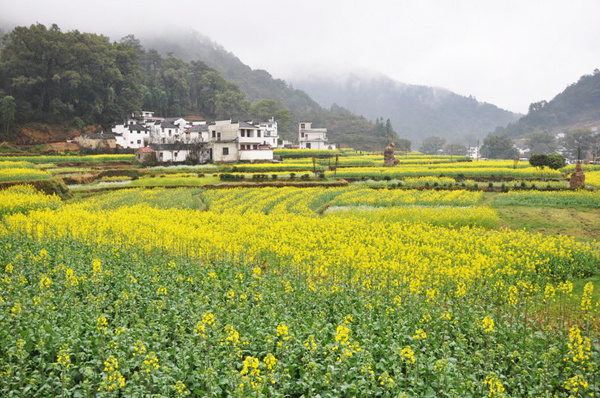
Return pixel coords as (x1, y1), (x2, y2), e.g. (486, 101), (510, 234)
(75, 112), (336, 163)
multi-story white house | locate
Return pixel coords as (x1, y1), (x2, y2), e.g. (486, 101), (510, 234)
(257, 118), (279, 148)
(113, 111), (164, 149)
(467, 145), (480, 160)
(208, 120), (273, 162)
(298, 122), (336, 150)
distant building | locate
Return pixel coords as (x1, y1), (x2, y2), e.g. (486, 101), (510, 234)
(298, 122), (336, 150)
(208, 120), (273, 162)
(107, 112), (279, 163)
(256, 118), (279, 148)
(75, 133), (117, 152)
(113, 111), (164, 149)
(467, 145), (480, 160)
(135, 147), (156, 164)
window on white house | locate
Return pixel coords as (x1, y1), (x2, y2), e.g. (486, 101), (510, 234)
(301, 123), (305, 129)
(223, 147), (229, 156)
(257, 131), (261, 137)
(137, 140), (141, 144)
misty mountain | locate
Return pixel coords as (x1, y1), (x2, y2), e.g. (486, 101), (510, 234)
(289, 73), (521, 146)
(141, 31), (396, 149)
(494, 69), (600, 137)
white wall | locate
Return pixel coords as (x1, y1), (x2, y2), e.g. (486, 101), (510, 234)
(157, 150), (189, 163)
(212, 142), (239, 162)
(240, 149), (273, 161)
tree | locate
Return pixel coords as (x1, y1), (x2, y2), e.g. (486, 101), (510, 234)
(0, 95), (16, 134)
(215, 90), (250, 120)
(529, 154), (565, 170)
(419, 136), (446, 155)
(0, 24), (142, 129)
(396, 138), (411, 152)
(249, 99), (291, 132)
(526, 131), (556, 154)
(560, 129), (599, 160)
(444, 143), (468, 156)
(480, 135), (518, 159)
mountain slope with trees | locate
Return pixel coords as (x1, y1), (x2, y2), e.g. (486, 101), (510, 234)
(142, 30), (396, 149)
(494, 69), (600, 138)
(289, 73), (521, 146)
(0, 25), (397, 150)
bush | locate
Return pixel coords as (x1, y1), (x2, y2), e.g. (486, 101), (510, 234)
(547, 155), (566, 170)
(530, 154), (566, 170)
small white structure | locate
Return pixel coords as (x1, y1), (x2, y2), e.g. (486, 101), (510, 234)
(467, 146), (480, 160)
(298, 122), (336, 150)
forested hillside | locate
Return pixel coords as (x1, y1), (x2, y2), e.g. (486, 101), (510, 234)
(0, 24), (396, 150)
(142, 31), (397, 148)
(290, 73), (521, 146)
(494, 70), (600, 137)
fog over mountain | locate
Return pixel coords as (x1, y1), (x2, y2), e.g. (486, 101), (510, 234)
(290, 72), (521, 145)
(2, 0), (600, 115)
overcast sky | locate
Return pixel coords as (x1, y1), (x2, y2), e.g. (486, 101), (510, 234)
(2, 0), (599, 113)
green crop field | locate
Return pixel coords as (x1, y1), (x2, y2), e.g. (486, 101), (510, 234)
(0, 155), (598, 397)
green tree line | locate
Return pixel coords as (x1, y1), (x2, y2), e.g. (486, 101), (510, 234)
(0, 24), (401, 150)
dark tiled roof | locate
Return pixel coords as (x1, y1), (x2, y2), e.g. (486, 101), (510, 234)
(128, 124), (149, 132)
(239, 121), (258, 129)
(161, 121), (178, 129)
(189, 125), (208, 132)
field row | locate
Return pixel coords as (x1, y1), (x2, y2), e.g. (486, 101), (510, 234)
(0, 185), (598, 396)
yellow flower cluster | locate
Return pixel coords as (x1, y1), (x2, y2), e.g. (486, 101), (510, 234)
(0, 185), (61, 216)
(0, 168), (52, 182)
(0, 161), (36, 168)
(326, 166), (561, 179)
(172, 380), (190, 396)
(400, 346), (416, 364)
(142, 352), (160, 373)
(329, 188), (483, 207)
(585, 170), (600, 187)
(483, 373), (506, 397)
(565, 325), (592, 364)
(194, 312), (215, 338)
(99, 355), (126, 391)
(56, 345), (72, 369)
(563, 374), (588, 394)
(3, 202), (598, 298)
(481, 316), (495, 333)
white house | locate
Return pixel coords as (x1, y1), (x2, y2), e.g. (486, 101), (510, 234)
(298, 122), (336, 150)
(112, 111), (164, 149)
(208, 120), (273, 162)
(467, 145), (480, 160)
(256, 118), (279, 148)
(185, 123), (209, 143)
